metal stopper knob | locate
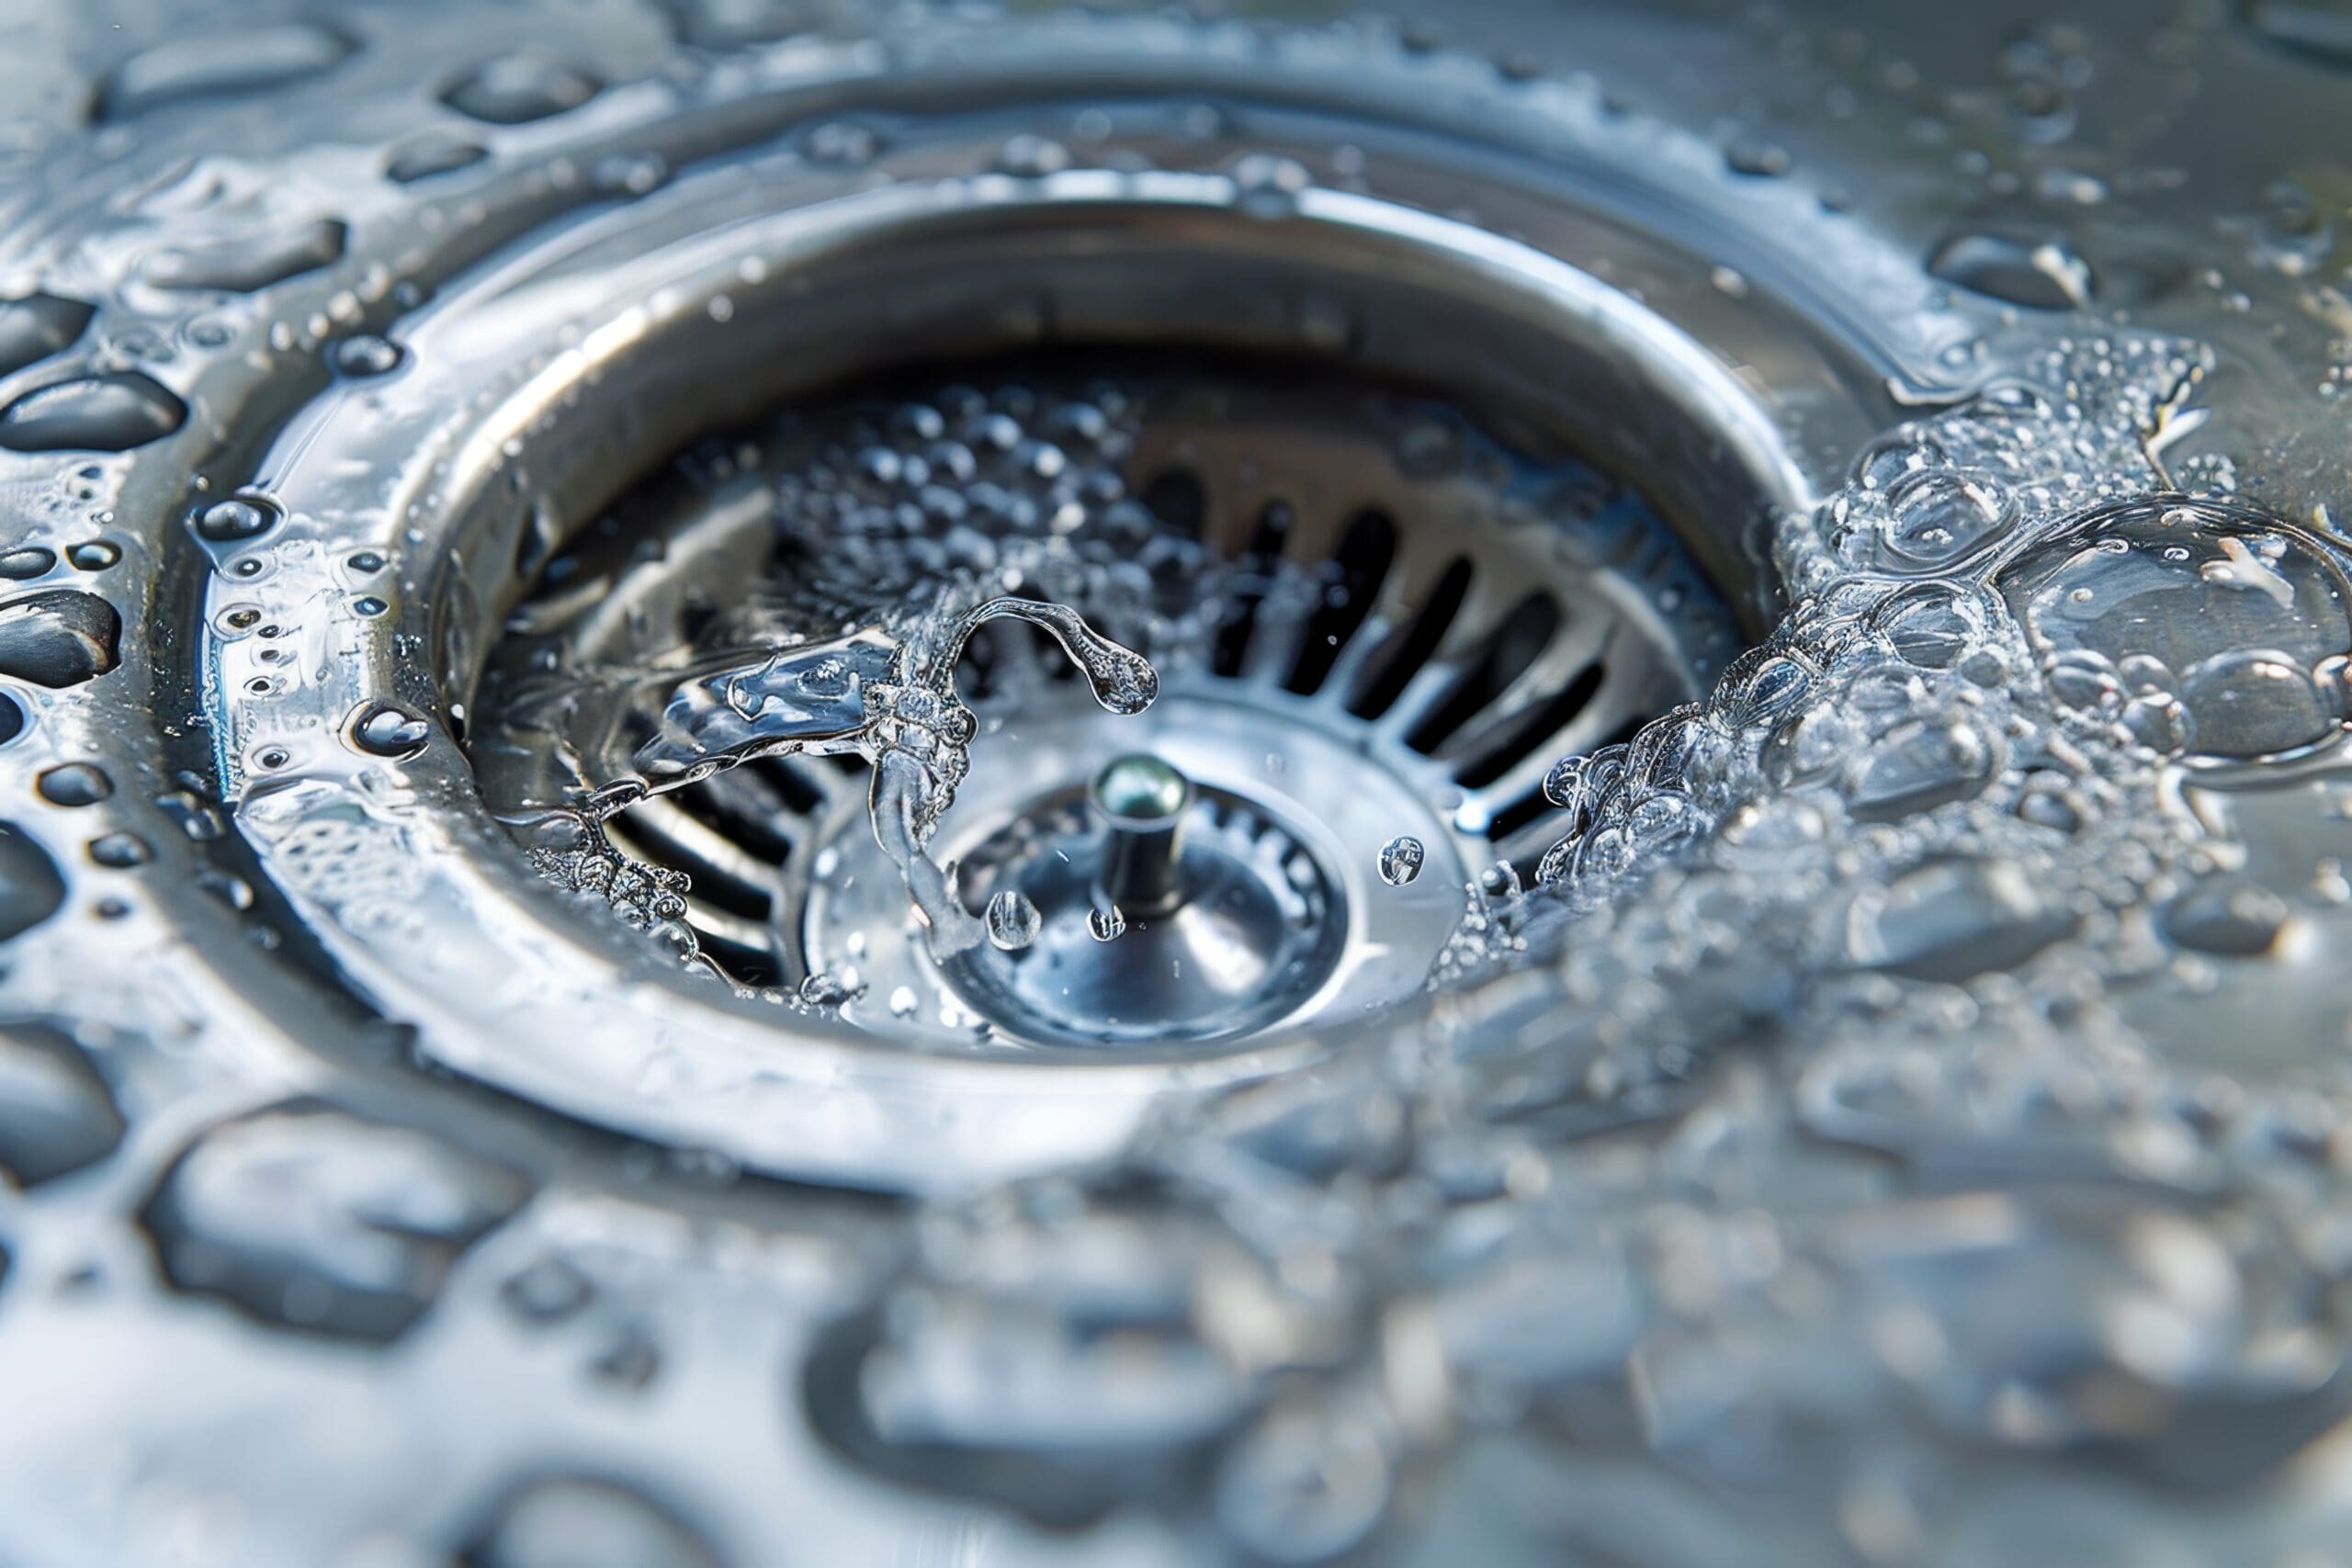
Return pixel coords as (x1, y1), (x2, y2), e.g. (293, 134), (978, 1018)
(1091, 752), (1193, 917)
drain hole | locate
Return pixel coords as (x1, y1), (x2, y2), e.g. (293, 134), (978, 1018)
(1454, 658), (1608, 790)
(1347, 556), (1474, 719)
(1405, 592), (1560, 755)
(1212, 500), (1293, 678)
(1283, 508), (1395, 695)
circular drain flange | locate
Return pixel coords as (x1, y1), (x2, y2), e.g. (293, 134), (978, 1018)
(189, 106), (1863, 1187)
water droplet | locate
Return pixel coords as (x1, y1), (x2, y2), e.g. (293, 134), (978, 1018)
(350, 700), (433, 759)
(440, 55), (602, 124)
(1724, 136), (1792, 177)
(1927, 227), (2095, 310)
(35, 762), (111, 807)
(995, 134), (1072, 177)
(461, 1475), (724, 1568)
(148, 218), (347, 293)
(64, 541), (119, 571)
(143, 1106), (530, 1342)
(0, 591), (121, 687)
(0, 824), (65, 940)
(0, 1022), (123, 1186)
(98, 21), (356, 119)
(797, 971), (850, 1007)
(1377, 835), (1425, 886)
(191, 493), (283, 545)
(334, 333), (402, 376)
(0, 293), (95, 378)
(87, 831), (150, 868)
(1087, 904), (1126, 941)
(384, 133), (489, 183)
(803, 119), (880, 165)
(0, 547), (55, 581)
(985, 888), (1041, 951)
(2163, 874), (2290, 955)
(0, 373), (187, 452)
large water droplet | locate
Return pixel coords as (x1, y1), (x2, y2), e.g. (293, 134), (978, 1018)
(0, 591), (122, 687)
(34, 761), (111, 807)
(0, 824), (66, 942)
(148, 219), (347, 293)
(462, 1475), (726, 1568)
(191, 493), (283, 545)
(986, 888), (1041, 951)
(0, 1022), (124, 1186)
(142, 1105), (530, 1342)
(0, 373), (187, 452)
(98, 21), (356, 119)
(1377, 835), (1425, 886)
(1928, 227), (2096, 310)
(350, 700), (433, 759)
(0, 293), (95, 378)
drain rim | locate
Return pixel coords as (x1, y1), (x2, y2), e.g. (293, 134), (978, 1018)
(201, 112), (1872, 1190)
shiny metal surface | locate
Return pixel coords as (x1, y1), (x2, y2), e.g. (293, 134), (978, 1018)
(0, 2), (2349, 1565)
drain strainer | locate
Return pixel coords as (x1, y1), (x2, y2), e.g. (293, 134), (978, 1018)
(475, 364), (1736, 1048)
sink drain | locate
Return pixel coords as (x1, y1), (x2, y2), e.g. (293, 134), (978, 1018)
(475, 362), (1737, 1046)
(6, 4), (2350, 1563)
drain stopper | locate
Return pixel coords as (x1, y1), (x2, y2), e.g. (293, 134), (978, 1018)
(1092, 752), (1193, 916)
(938, 756), (1349, 1048)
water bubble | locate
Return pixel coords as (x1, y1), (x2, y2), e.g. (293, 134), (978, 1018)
(350, 700), (433, 759)
(1998, 499), (2352, 761)
(0, 591), (121, 687)
(1877, 471), (2016, 570)
(985, 889), (1041, 951)
(334, 334), (402, 376)
(64, 541), (119, 570)
(191, 494), (283, 545)
(1377, 836), (1425, 886)
(1087, 904), (1126, 941)
(0, 373), (187, 452)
